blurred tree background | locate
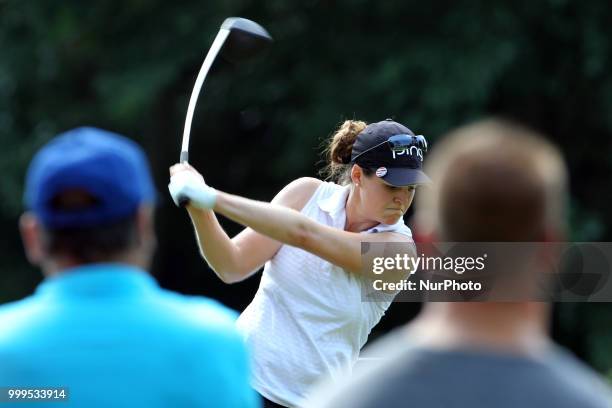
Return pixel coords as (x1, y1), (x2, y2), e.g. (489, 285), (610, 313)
(1, 0), (611, 378)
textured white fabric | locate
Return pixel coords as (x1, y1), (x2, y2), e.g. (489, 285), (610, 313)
(236, 182), (413, 407)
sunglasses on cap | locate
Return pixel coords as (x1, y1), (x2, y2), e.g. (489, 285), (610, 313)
(352, 134), (428, 163)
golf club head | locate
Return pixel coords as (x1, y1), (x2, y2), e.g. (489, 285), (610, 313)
(220, 17), (273, 63)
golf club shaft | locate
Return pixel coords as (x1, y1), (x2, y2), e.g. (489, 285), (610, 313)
(180, 28), (231, 163)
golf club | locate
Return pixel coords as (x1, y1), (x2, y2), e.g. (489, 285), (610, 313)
(180, 17), (273, 164)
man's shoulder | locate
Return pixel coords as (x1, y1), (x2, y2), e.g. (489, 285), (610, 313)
(152, 290), (241, 337)
(0, 297), (34, 316)
(0, 296), (43, 328)
(0, 296), (48, 349)
(541, 346), (612, 405)
(308, 330), (612, 408)
(145, 292), (248, 372)
(0, 289), (243, 350)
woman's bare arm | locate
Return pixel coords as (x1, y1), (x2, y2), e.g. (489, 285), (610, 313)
(183, 175), (321, 283)
(213, 191), (412, 275)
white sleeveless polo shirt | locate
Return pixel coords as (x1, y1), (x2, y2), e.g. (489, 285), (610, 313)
(236, 181), (413, 407)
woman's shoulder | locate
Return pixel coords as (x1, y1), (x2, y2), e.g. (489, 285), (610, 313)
(286, 177), (324, 191)
(271, 177), (324, 211)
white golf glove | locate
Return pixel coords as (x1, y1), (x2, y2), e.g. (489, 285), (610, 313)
(168, 171), (217, 209)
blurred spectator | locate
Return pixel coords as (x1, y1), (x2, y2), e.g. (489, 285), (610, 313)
(308, 119), (612, 408)
(0, 127), (258, 408)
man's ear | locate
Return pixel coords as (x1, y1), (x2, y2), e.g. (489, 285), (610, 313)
(350, 164), (363, 185)
(19, 212), (45, 266)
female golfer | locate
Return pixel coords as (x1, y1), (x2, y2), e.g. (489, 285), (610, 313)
(168, 119), (430, 407)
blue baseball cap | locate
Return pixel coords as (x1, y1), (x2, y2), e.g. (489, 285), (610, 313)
(24, 127), (156, 229)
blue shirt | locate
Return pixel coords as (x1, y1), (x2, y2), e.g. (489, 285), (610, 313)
(0, 264), (259, 408)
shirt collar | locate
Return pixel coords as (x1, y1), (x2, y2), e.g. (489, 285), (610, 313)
(318, 184), (350, 227)
(36, 263), (158, 299)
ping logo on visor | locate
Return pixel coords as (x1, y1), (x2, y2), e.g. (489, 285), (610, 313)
(388, 134), (427, 161)
(352, 133), (428, 169)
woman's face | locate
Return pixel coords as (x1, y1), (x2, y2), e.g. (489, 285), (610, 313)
(357, 170), (417, 225)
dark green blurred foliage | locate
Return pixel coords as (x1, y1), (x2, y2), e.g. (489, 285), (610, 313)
(1, 0), (611, 377)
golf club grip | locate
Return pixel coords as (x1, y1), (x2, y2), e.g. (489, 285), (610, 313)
(178, 151), (190, 207)
(178, 194), (191, 207)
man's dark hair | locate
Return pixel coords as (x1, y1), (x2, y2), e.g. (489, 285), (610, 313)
(41, 217), (139, 263)
(40, 191), (140, 262)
